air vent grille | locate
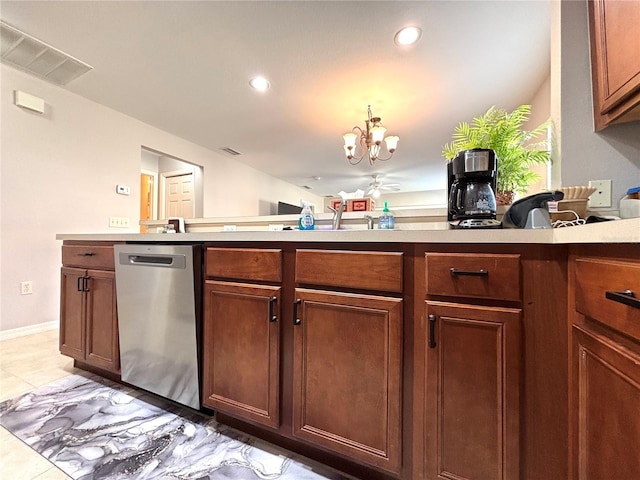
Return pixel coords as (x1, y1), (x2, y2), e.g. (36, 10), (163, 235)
(219, 147), (242, 156)
(1, 21), (92, 86)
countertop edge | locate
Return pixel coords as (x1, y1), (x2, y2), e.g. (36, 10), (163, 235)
(56, 218), (640, 244)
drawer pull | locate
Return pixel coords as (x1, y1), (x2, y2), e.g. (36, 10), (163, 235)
(450, 268), (489, 277)
(293, 299), (301, 326)
(77, 252), (95, 257)
(268, 296), (278, 323)
(605, 290), (640, 309)
(428, 314), (436, 349)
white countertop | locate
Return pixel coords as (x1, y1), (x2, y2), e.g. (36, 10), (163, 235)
(57, 217), (640, 244)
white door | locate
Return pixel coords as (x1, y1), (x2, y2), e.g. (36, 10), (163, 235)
(164, 172), (194, 218)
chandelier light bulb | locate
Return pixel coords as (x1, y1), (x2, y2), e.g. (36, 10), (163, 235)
(371, 125), (387, 144)
(370, 143), (381, 160)
(385, 135), (399, 152)
(343, 133), (357, 148)
(371, 188), (381, 199)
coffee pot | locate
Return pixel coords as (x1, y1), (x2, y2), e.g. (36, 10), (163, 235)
(447, 149), (501, 229)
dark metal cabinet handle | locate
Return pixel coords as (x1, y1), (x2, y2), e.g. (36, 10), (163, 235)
(77, 276), (83, 292)
(428, 314), (436, 349)
(450, 268), (489, 277)
(605, 290), (640, 309)
(77, 252), (94, 257)
(268, 296), (278, 322)
(82, 276), (90, 292)
(293, 299), (301, 326)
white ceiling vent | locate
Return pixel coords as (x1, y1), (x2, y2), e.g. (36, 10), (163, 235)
(1, 21), (92, 86)
(219, 147), (242, 156)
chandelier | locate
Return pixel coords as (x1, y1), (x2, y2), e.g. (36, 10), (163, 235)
(342, 106), (399, 165)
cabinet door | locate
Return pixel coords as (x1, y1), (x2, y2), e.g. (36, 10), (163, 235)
(85, 269), (120, 373)
(425, 301), (521, 480)
(589, 0), (640, 129)
(60, 267), (86, 360)
(203, 281), (281, 429)
(572, 325), (640, 480)
(292, 288), (403, 474)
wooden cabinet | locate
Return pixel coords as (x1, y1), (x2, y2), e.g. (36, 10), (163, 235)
(59, 244), (119, 373)
(423, 252), (522, 480)
(202, 248), (282, 429)
(588, 0), (640, 130)
(569, 247), (640, 480)
(292, 249), (404, 474)
(203, 245), (406, 479)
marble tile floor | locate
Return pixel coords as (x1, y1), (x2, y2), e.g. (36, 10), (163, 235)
(0, 330), (353, 480)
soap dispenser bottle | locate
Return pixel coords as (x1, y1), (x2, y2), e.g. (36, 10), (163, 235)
(298, 202), (315, 230)
(379, 201), (395, 230)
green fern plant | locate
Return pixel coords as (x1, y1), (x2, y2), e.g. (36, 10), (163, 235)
(442, 105), (551, 196)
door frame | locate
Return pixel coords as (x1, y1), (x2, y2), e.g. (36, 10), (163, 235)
(140, 168), (159, 223)
(159, 167), (195, 219)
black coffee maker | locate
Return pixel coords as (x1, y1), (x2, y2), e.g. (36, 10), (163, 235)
(447, 148), (501, 229)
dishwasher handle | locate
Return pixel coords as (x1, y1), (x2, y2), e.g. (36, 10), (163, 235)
(119, 252), (187, 269)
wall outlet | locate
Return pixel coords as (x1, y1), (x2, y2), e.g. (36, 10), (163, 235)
(223, 225), (237, 231)
(109, 216), (130, 228)
(21, 281), (33, 295)
(588, 179), (612, 208)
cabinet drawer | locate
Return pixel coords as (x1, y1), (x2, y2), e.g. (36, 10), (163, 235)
(206, 248), (282, 282)
(426, 253), (521, 302)
(62, 245), (115, 270)
(295, 249), (403, 293)
(575, 257), (640, 342)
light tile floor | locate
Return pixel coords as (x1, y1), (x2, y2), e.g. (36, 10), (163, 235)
(1, 330), (354, 480)
(0, 329), (76, 480)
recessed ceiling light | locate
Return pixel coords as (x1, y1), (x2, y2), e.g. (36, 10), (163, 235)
(394, 26), (422, 46)
(249, 76), (270, 91)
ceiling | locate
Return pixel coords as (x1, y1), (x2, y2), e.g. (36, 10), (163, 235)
(0, 1), (550, 198)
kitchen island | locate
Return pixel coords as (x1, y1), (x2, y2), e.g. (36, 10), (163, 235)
(56, 218), (640, 480)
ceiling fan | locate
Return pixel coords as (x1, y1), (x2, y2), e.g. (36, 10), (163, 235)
(365, 174), (400, 198)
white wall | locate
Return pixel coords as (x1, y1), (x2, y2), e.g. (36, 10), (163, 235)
(554, 1), (640, 207)
(0, 65), (322, 332)
(524, 76), (552, 196)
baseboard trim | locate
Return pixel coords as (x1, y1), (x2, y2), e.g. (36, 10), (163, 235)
(0, 321), (58, 341)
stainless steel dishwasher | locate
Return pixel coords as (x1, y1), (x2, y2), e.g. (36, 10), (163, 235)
(114, 244), (202, 409)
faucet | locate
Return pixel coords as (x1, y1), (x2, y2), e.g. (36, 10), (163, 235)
(364, 215), (374, 230)
(328, 198), (347, 230)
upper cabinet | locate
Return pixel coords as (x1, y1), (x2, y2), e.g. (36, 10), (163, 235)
(588, 0), (640, 130)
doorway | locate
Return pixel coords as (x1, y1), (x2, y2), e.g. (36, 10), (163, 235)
(139, 170), (157, 233)
(140, 148), (204, 228)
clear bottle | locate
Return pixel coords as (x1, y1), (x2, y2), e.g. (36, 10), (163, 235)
(378, 201), (395, 230)
(298, 202), (315, 230)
